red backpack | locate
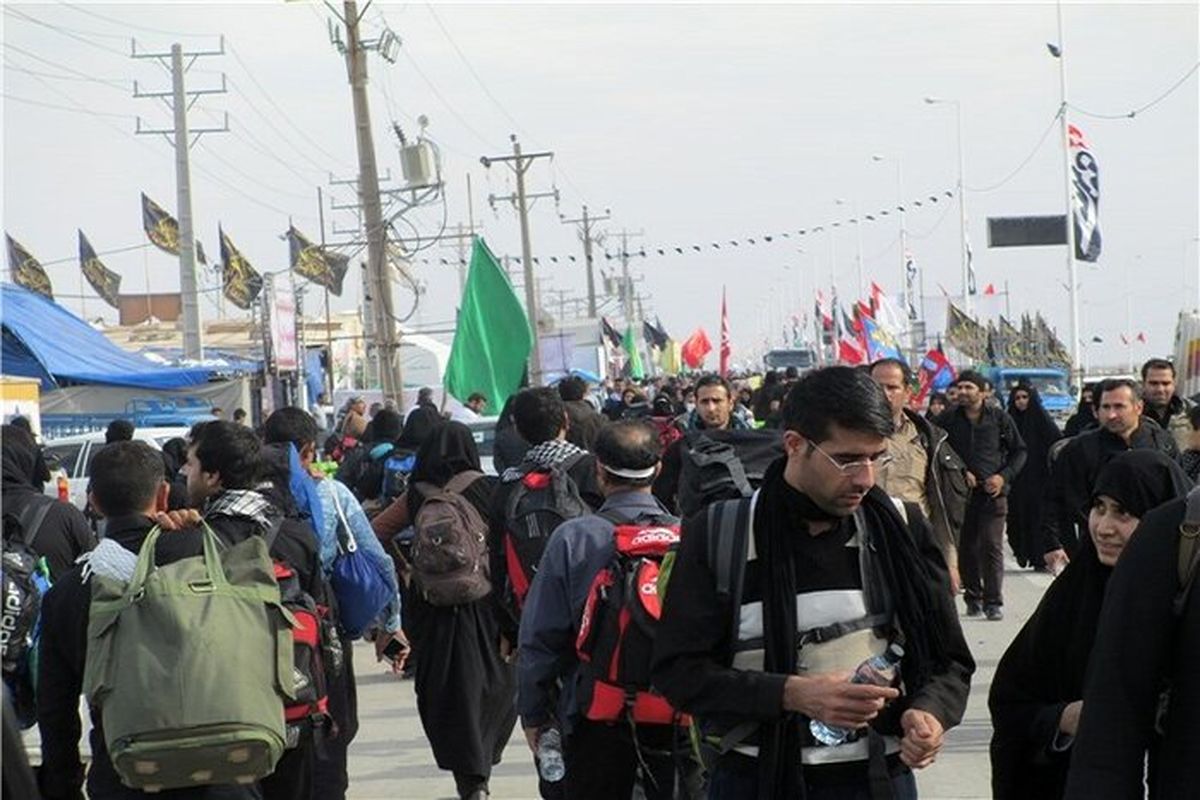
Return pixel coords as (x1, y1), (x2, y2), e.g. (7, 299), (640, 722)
(575, 513), (690, 726)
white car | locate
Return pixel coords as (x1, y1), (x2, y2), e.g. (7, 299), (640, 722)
(42, 427), (191, 509)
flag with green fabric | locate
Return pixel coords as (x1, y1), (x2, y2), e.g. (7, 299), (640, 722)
(444, 237), (532, 408)
(623, 325), (645, 380)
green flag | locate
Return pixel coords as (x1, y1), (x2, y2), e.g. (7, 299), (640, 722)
(623, 325), (645, 380)
(444, 237), (533, 409)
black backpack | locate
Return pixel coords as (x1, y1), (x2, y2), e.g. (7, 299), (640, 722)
(676, 429), (784, 518)
(1, 497), (55, 728)
(501, 453), (590, 620)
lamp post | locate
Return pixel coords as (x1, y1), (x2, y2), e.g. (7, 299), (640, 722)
(923, 97), (971, 316)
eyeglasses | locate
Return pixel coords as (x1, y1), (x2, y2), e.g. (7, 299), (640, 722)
(809, 440), (893, 475)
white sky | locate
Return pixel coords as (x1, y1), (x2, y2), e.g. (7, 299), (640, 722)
(3, 1), (1198, 369)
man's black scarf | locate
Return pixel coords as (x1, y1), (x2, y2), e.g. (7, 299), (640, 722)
(754, 458), (951, 799)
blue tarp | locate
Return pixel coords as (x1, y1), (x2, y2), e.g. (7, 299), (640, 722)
(1, 283), (213, 390)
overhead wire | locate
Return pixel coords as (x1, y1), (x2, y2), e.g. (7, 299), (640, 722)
(1, 92), (134, 119)
(4, 7), (131, 57)
(3, 58), (128, 90)
(965, 108), (1061, 194)
(1069, 60), (1200, 119)
(59, 1), (214, 38)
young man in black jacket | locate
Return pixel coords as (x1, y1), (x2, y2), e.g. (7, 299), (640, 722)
(936, 371), (1027, 620)
(37, 440), (260, 800)
(652, 366), (973, 799)
(183, 421), (326, 800)
(1, 424), (95, 579)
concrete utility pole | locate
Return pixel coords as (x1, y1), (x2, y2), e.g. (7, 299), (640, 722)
(482, 135), (555, 386)
(561, 205), (611, 318)
(132, 39), (228, 361)
(338, 0), (403, 405)
(617, 229), (645, 326)
(1053, 0), (1083, 386)
(439, 222), (479, 295)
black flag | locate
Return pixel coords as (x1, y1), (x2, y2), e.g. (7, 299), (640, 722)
(78, 230), (122, 308)
(219, 226), (263, 309)
(196, 240), (208, 266)
(1068, 124), (1102, 262)
(287, 225), (350, 296)
(6, 234), (53, 299)
(600, 316), (623, 349)
(142, 193), (180, 255)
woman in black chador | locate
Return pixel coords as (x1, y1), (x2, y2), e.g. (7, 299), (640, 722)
(1005, 383), (1063, 568)
(989, 449), (1191, 799)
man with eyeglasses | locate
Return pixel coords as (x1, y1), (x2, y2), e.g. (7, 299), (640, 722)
(652, 366), (973, 799)
(935, 370), (1027, 621)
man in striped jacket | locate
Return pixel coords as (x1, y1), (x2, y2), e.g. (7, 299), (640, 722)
(652, 366), (973, 799)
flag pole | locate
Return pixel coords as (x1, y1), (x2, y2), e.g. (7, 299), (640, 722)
(1055, 0), (1082, 387)
(318, 187), (335, 401)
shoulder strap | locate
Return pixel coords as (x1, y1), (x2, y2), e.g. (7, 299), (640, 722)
(17, 497), (54, 548)
(261, 515), (286, 554)
(329, 484), (357, 553)
(1175, 489), (1200, 615)
(706, 497), (754, 650)
(443, 470), (484, 496)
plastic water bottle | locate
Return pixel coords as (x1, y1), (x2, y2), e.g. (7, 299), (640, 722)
(536, 726), (566, 783)
(809, 643), (905, 747)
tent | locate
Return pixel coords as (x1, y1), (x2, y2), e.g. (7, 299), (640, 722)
(2, 283), (212, 390)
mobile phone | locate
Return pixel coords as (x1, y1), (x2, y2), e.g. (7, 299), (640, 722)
(382, 636), (409, 663)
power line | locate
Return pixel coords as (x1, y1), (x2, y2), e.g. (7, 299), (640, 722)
(3, 59), (128, 90)
(194, 139), (317, 203)
(965, 108), (1061, 194)
(225, 42), (354, 170)
(4, 7), (130, 57)
(1069, 60), (1200, 119)
(400, 48), (501, 151)
(1, 91), (134, 119)
(60, 2), (214, 38)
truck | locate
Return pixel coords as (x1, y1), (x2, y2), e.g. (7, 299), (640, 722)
(764, 347), (818, 373)
(979, 366), (1074, 427)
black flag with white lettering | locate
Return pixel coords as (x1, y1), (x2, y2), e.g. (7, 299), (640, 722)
(1068, 123), (1102, 263)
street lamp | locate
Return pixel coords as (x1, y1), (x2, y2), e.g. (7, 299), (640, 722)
(923, 96), (972, 315)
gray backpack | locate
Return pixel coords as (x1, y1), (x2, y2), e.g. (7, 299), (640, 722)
(411, 471), (491, 606)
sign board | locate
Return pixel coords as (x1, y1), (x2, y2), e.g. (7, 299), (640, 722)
(118, 293), (183, 325)
(269, 275), (299, 372)
(987, 215), (1067, 248)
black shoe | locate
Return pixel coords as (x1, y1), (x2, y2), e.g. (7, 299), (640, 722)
(965, 599), (983, 617)
(985, 605), (1004, 621)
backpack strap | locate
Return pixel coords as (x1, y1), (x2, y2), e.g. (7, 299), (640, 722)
(261, 515), (287, 554)
(706, 496), (755, 652)
(442, 470), (484, 497)
(16, 497), (54, 548)
(329, 485), (357, 554)
(1175, 488), (1200, 616)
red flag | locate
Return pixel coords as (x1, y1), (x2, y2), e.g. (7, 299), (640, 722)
(681, 328), (712, 369)
(869, 282), (885, 315)
(1137, 332), (1147, 343)
(720, 287), (731, 377)
(856, 300), (875, 321)
(983, 283), (997, 295)
(838, 337), (865, 365)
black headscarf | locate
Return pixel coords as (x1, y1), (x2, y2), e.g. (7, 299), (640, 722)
(396, 404), (443, 450)
(1007, 383), (1061, 457)
(411, 421), (481, 488)
(755, 458), (953, 799)
(990, 449), (1191, 797)
(365, 408), (404, 444)
(1, 424), (39, 491)
(161, 437), (188, 475)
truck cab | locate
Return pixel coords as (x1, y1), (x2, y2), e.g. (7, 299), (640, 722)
(981, 366), (1074, 427)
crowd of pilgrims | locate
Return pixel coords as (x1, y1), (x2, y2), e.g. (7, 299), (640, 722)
(3, 357), (1199, 800)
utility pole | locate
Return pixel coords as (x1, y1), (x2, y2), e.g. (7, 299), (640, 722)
(561, 205), (611, 318)
(439, 222), (479, 295)
(329, 0), (404, 406)
(132, 38), (228, 361)
(1053, 0), (1083, 386)
(481, 135), (556, 386)
(617, 229), (645, 326)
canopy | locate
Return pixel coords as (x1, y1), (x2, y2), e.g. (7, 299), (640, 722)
(1, 283), (212, 390)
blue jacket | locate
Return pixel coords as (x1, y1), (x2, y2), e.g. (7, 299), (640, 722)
(516, 490), (674, 733)
(315, 476), (402, 633)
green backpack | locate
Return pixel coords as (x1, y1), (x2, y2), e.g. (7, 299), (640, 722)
(83, 523), (295, 792)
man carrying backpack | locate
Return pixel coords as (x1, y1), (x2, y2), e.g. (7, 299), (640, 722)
(37, 441), (262, 800)
(184, 420), (328, 800)
(2, 424), (95, 579)
(263, 408), (403, 800)
(517, 420), (696, 799)
(651, 367), (974, 798)
(652, 374), (753, 514)
(488, 387), (605, 640)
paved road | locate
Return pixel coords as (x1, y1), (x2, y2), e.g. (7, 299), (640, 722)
(347, 560), (1054, 799)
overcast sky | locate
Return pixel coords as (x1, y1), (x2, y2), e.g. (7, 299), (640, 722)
(3, 1), (1197, 370)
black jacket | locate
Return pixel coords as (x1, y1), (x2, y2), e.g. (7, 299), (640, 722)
(651, 487), (973, 745)
(36, 515), (260, 800)
(563, 399), (606, 451)
(903, 409), (970, 556)
(1065, 498), (1200, 799)
(1041, 420), (1180, 554)
(935, 404), (1027, 494)
(2, 430), (95, 580)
